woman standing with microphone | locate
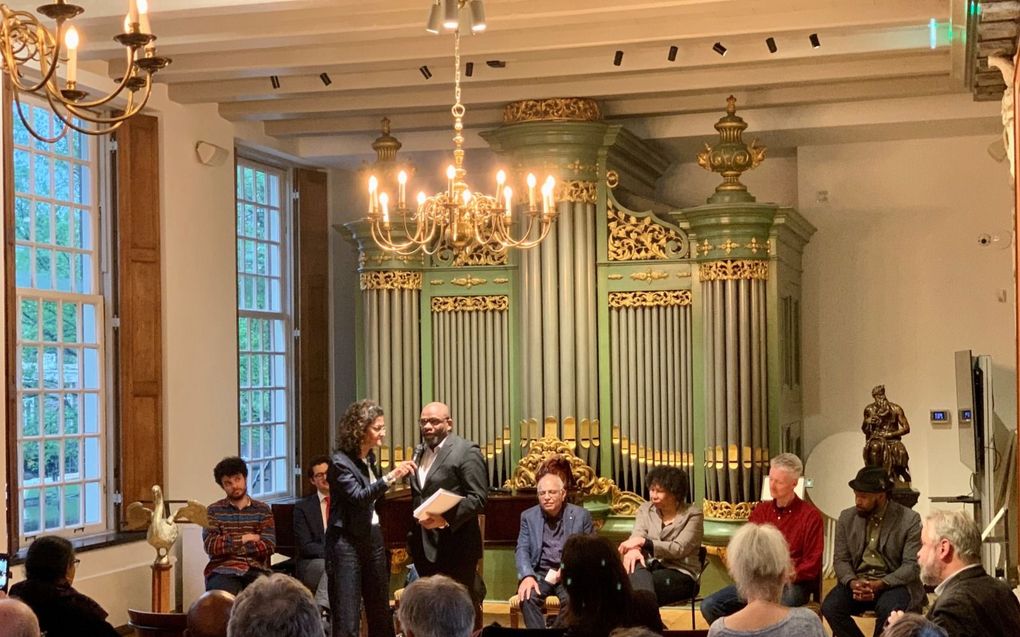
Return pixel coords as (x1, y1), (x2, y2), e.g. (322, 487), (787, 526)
(326, 399), (416, 637)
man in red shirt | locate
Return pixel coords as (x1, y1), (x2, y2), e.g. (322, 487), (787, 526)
(700, 453), (823, 624)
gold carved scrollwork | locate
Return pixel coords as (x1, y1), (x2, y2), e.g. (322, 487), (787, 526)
(450, 275), (486, 289)
(699, 260), (769, 281)
(608, 290), (692, 308)
(431, 295), (509, 313)
(359, 252), (420, 267)
(607, 206), (689, 261)
(390, 548), (410, 574)
(559, 180), (598, 203)
(503, 98), (602, 123)
(607, 274), (623, 281)
(360, 271), (423, 290)
(505, 433), (644, 516)
(702, 499), (756, 521)
(452, 243), (509, 266)
(630, 269), (669, 283)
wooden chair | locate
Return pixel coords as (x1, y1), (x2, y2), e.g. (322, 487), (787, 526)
(508, 592), (560, 628)
(662, 546), (709, 630)
(127, 609), (188, 637)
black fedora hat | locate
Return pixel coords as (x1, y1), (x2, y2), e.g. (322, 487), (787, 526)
(848, 466), (890, 493)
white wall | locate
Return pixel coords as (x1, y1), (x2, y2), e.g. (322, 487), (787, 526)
(797, 134), (1016, 516)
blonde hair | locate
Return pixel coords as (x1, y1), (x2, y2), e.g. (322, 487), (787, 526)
(727, 523), (792, 602)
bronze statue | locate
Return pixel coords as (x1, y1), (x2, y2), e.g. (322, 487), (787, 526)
(862, 385), (912, 485)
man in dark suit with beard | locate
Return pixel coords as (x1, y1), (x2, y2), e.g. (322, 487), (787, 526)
(888, 509), (1020, 637)
(408, 401), (488, 625)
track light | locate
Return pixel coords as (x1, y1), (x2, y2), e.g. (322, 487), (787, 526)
(485, 60), (506, 68)
(667, 45), (678, 62)
(270, 75), (280, 89)
(469, 0), (486, 33)
(442, 0), (458, 29)
(766, 37), (777, 53)
(613, 50), (624, 66)
(319, 72), (331, 86)
(712, 42), (727, 56)
(426, 1), (442, 33)
(809, 33), (820, 48)
(465, 61), (474, 77)
(419, 65), (432, 79)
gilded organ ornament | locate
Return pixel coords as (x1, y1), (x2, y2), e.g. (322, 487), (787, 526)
(360, 271), (423, 290)
(450, 275), (487, 289)
(431, 295), (509, 313)
(699, 260), (769, 281)
(452, 242), (509, 266)
(697, 96), (767, 202)
(559, 180), (598, 203)
(503, 97), (603, 123)
(703, 499), (756, 521)
(608, 290), (692, 308)
(607, 206), (689, 261)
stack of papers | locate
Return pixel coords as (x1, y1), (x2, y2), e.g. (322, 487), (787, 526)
(413, 489), (464, 520)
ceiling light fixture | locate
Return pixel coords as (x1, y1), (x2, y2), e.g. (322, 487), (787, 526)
(465, 61), (474, 77)
(613, 50), (624, 66)
(419, 65), (432, 79)
(485, 60), (505, 68)
(765, 37), (777, 53)
(319, 72), (331, 86)
(809, 33), (820, 48)
(368, 30), (557, 255)
(426, 0), (487, 34)
(0, 0), (171, 141)
(468, 0), (486, 32)
(713, 42), (727, 56)
(667, 45), (678, 62)
(426, 0), (443, 33)
(270, 75), (281, 89)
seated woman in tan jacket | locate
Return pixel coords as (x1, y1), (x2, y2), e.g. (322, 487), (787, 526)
(618, 466), (703, 606)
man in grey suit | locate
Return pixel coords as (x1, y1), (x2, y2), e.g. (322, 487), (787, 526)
(889, 509), (1020, 637)
(408, 401), (488, 626)
(821, 466), (923, 637)
(515, 456), (594, 629)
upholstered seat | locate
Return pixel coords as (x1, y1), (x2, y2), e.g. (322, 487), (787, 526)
(508, 593), (561, 628)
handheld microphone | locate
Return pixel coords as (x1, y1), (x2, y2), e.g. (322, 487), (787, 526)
(412, 443), (425, 466)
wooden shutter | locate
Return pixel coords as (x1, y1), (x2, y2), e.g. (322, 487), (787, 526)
(294, 167), (329, 493)
(115, 114), (163, 517)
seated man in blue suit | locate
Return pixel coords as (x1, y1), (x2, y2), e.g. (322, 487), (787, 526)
(293, 454), (331, 611)
(515, 455), (594, 629)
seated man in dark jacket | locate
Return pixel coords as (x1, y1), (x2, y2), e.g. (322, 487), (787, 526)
(293, 454), (331, 610)
(10, 535), (119, 637)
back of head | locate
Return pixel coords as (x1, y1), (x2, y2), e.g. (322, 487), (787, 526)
(25, 535), (74, 583)
(0, 597), (42, 637)
(398, 575), (474, 637)
(187, 590), (236, 637)
(227, 575), (319, 637)
(925, 510), (982, 565)
(727, 522), (791, 602)
(559, 535), (633, 633)
(882, 613), (947, 637)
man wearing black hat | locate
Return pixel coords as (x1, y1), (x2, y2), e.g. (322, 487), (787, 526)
(821, 466), (924, 637)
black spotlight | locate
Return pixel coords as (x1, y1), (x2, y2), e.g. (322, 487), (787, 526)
(667, 45), (678, 62)
(485, 60), (506, 68)
(613, 50), (624, 66)
(419, 65), (432, 79)
(465, 62), (474, 77)
(765, 37), (777, 53)
(809, 33), (820, 48)
(319, 72), (331, 86)
(269, 75), (280, 89)
(712, 42), (727, 56)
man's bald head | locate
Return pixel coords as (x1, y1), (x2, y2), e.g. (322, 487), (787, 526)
(0, 597), (42, 637)
(419, 402), (453, 448)
(186, 589), (235, 637)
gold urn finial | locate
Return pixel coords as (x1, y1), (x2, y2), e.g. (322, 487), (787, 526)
(371, 117), (403, 162)
(696, 96), (767, 203)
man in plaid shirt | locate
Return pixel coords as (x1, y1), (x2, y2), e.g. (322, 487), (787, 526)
(203, 456), (276, 594)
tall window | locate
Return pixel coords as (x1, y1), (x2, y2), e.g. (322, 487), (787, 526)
(236, 159), (293, 498)
(12, 101), (106, 539)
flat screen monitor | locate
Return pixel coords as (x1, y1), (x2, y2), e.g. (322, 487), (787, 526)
(955, 349), (979, 472)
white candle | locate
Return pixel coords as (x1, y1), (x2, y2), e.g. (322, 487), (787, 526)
(64, 26), (79, 85)
(398, 170), (407, 209)
(138, 0), (151, 33)
(496, 170), (506, 203)
(504, 186), (512, 218)
(446, 165), (456, 198)
(128, 0), (140, 26)
(368, 175), (378, 215)
(380, 193), (389, 224)
(527, 173), (536, 210)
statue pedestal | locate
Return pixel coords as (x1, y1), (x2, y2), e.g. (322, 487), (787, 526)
(890, 487), (920, 510)
(151, 562), (172, 612)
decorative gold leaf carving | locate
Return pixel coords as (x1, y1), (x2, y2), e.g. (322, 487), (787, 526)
(450, 275), (486, 289)
(607, 206), (688, 261)
(431, 295), (509, 313)
(503, 98), (602, 123)
(360, 271), (422, 290)
(746, 237), (764, 254)
(559, 180), (598, 203)
(630, 269), (669, 283)
(719, 239), (740, 255)
(606, 170), (619, 189)
(359, 252), (420, 267)
(703, 499), (757, 521)
(698, 239), (713, 257)
(699, 260), (769, 281)
(493, 277), (509, 284)
(430, 279), (444, 285)
(452, 242), (508, 266)
(608, 290), (692, 308)
(607, 274), (623, 281)
(505, 430), (644, 516)
(676, 271), (691, 278)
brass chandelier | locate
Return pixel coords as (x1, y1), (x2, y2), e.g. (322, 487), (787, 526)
(0, 0), (171, 141)
(367, 18), (557, 256)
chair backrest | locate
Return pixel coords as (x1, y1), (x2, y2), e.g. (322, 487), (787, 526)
(128, 609), (188, 637)
(695, 545), (709, 583)
(477, 513), (486, 574)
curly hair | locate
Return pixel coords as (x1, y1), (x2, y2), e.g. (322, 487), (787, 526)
(536, 455), (573, 490)
(336, 399), (385, 457)
(645, 465), (690, 506)
(213, 456), (248, 485)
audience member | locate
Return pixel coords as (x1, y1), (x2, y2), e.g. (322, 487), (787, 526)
(702, 453), (822, 623)
(185, 589), (235, 637)
(227, 573), (320, 637)
(821, 467), (923, 637)
(557, 534), (663, 637)
(706, 523), (824, 637)
(887, 510), (1020, 637)
(203, 456), (276, 594)
(294, 454), (332, 610)
(619, 465), (703, 606)
(397, 575), (475, 637)
(8, 536), (118, 637)
(515, 455), (594, 629)
(608, 628), (659, 637)
(882, 614), (947, 637)
(0, 597), (41, 637)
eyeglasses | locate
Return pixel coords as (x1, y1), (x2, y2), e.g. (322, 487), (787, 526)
(73, 559), (81, 565)
(419, 417), (450, 427)
(312, 472), (328, 479)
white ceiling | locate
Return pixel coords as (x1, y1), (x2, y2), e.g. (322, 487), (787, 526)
(28, 0), (1000, 166)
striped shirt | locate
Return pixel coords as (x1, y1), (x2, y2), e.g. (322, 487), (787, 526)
(202, 497), (276, 578)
